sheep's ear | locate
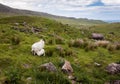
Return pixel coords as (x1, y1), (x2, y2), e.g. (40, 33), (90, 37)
(41, 39), (44, 41)
(40, 39), (42, 41)
(41, 38), (45, 41)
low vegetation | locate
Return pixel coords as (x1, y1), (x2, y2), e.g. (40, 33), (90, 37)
(0, 15), (120, 84)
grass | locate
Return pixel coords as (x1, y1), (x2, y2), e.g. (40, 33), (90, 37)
(0, 15), (120, 84)
(50, 17), (106, 26)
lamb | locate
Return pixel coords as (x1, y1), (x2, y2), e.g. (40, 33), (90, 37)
(31, 39), (45, 56)
(36, 49), (45, 56)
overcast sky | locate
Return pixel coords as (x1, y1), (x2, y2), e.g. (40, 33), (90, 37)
(0, 0), (120, 20)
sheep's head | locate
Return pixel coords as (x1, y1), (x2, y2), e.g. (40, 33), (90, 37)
(40, 39), (45, 42)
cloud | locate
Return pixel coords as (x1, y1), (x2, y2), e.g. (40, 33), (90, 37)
(101, 0), (120, 5)
(0, 0), (120, 20)
(58, 0), (98, 6)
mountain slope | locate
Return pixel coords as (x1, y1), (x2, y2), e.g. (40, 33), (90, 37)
(0, 3), (106, 25)
(0, 15), (120, 84)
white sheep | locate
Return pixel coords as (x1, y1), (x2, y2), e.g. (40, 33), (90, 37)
(36, 49), (45, 56)
(31, 39), (45, 56)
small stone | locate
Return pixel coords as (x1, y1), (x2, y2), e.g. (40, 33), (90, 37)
(106, 63), (120, 74)
(40, 62), (57, 72)
(22, 64), (31, 69)
(26, 77), (32, 81)
(113, 80), (120, 84)
(94, 62), (101, 67)
(68, 75), (75, 80)
(62, 60), (73, 75)
(105, 80), (120, 84)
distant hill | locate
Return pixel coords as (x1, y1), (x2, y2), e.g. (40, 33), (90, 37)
(105, 20), (120, 23)
(51, 16), (106, 26)
(0, 3), (106, 25)
(0, 3), (54, 16)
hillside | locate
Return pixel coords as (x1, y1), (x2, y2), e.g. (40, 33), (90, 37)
(0, 16), (120, 84)
(50, 16), (106, 26)
(0, 3), (106, 25)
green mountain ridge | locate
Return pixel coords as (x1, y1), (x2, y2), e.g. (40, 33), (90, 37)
(0, 3), (106, 25)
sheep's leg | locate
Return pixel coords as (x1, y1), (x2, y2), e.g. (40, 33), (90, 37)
(36, 51), (41, 56)
(31, 49), (36, 56)
(31, 50), (34, 55)
(32, 50), (36, 56)
(34, 52), (36, 56)
(43, 52), (45, 56)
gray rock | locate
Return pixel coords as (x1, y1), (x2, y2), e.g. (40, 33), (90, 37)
(22, 64), (31, 69)
(68, 75), (76, 80)
(26, 77), (32, 84)
(62, 60), (73, 75)
(26, 77), (32, 81)
(105, 80), (120, 84)
(40, 62), (57, 72)
(113, 80), (120, 84)
(106, 63), (120, 74)
(92, 33), (104, 40)
(94, 62), (101, 67)
(14, 23), (19, 26)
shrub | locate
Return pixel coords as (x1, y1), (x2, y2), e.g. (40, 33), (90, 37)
(69, 39), (84, 48)
(4, 66), (23, 84)
(68, 39), (74, 47)
(45, 46), (56, 57)
(56, 45), (76, 57)
(57, 58), (65, 67)
(47, 35), (64, 45)
(65, 48), (76, 57)
(94, 40), (110, 48)
(56, 45), (65, 57)
(35, 71), (71, 84)
(73, 64), (90, 84)
(115, 43), (120, 50)
(107, 44), (116, 51)
(11, 36), (20, 45)
(0, 57), (13, 68)
(47, 38), (56, 45)
(85, 42), (98, 51)
(55, 36), (64, 44)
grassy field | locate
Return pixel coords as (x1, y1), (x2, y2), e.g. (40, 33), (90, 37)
(0, 16), (120, 84)
(50, 17), (106, 26)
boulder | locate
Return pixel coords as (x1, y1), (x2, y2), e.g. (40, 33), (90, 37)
(92, 33), (104, 40)
(105, 80), (120, 84)
(106, 63), (120, 74)
(62, 60), (73, 75)
(40, 62), (57, 72)
(112, 80), (120, 84)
